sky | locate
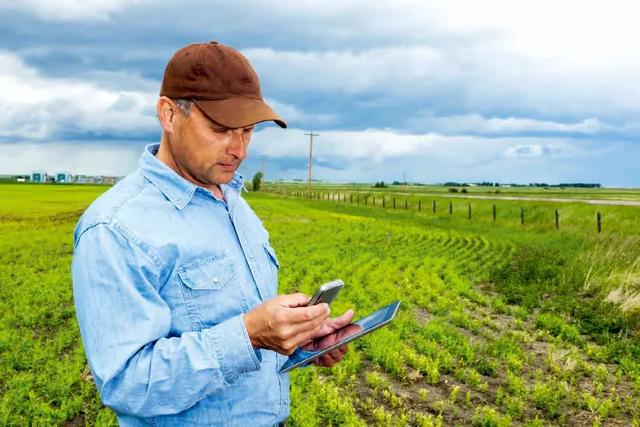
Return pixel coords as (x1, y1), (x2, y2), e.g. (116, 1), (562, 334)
(0, 0), (639, 186)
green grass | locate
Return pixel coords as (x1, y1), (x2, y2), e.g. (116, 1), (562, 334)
(264, 182), (640, 201)
(1, 183), (640, 425)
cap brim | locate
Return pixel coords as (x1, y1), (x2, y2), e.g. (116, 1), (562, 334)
(194, 98), (287, 129)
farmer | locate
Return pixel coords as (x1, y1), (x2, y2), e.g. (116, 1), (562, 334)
(72, 41), (353, 426)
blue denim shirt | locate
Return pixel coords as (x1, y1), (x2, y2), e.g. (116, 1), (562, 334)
(72, 143), (290, 426)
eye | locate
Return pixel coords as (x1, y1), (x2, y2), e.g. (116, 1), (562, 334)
(209, 124), (229, 133)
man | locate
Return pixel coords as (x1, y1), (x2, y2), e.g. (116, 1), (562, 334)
(72, 41), (354, 426)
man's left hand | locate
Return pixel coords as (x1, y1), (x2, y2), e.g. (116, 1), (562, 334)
(303, 309), (355, 368)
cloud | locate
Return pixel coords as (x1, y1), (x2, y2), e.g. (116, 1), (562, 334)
(504, 144), (571, 158)
(1, 0), (142, 22)
(406, 114), (609, 137)
(245, 46), (447, 97)
(246, 126), (627, 185)
(0, 141), (145, 175)
(0, 51), (158, 141)
(250, 126), (590, 167)
(264, 98), (336, 127)
(0, 0), (639, 185)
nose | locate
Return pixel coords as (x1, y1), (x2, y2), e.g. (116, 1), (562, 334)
(227, 129), (248, 161)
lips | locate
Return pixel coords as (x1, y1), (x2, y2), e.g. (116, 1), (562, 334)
(219, 163), (237, 171)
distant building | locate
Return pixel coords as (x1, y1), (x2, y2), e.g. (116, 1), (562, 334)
(31, 171), (47, 183)
(102, 176), (119, 185)
(55, 172), (71, 183)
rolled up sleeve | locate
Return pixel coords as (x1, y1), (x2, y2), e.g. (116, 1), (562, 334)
(72, 221), (260, 417)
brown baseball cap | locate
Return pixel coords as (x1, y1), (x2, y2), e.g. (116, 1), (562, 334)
(160, 41), (287, 128)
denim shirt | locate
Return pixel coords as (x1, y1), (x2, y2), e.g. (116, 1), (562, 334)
(72, 143), (290, 426)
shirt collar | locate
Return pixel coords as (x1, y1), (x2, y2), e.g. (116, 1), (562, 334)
(139, 143), (245, 209)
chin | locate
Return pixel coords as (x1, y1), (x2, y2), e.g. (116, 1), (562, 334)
(215, 173), (235, 184)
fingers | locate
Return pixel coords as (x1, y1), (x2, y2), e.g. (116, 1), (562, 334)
(309, 309), (356, 339)
(332, 309), (355, 327)
(287, 311), (330, 339)
(291, 322), (335, 351)
(315, 348), (343, 367)
(287, 303), (330, 324)
(278, 292), (311, 308)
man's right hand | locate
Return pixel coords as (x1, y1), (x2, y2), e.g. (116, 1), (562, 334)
(243, 293), (330, 355)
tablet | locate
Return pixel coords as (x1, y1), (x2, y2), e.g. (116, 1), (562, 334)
(279, 300), (401, 373)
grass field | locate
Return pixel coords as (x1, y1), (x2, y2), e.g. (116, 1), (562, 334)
(2, 183), (640, 425)
(264, 183), (640, 202)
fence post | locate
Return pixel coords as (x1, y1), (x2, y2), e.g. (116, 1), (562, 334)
(492, 204), (496, 222)
(597, 212), (602, 233)
(555, 209), (559, 230)
(350, 194), (353, 203)
(372, 196), (376, 206)
(405, 199), (408, 210)
(520, 207), (525, 225)
(449, 201), (453, 215)
(393, 198), (396, 209)
(418, 200), (422, 212)
(433, 200), (436, 213)
(468, 203), (471, 219)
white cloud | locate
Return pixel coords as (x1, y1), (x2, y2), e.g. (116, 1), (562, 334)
(248, 126), (616, 184)
(0, 51), (158, 140)
(264, 98), (336, 127)
(245, 46), (447, 97)
(245, 43), (640, 124)
(1, 0), (142, 22)
(0, 141), (144, 176)
(406, 114), (608, 135)
(250, 127), (587, 166)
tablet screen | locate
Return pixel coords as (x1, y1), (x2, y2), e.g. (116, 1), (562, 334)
(279, 300), (401, 373)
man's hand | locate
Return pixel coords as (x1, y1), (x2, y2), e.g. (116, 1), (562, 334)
(243, 293), (330, 355)
(303, 309), (355, 368)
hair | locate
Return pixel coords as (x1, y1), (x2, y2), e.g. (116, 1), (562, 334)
(172, 98), (193, 116)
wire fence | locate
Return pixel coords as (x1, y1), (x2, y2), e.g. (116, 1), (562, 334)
(274, 190), (606, 233)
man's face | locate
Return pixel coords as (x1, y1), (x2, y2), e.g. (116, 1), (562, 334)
(171, 102), (254, 186)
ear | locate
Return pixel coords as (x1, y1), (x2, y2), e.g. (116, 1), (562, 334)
(157, 96), (176, 134)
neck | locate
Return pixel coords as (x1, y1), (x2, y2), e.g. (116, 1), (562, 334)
(156, 136), (224, 200)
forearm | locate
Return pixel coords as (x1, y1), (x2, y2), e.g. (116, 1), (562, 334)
(97, 314), (261, 417)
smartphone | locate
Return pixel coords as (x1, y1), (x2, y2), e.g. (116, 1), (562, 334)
(307, 279), (344, 306)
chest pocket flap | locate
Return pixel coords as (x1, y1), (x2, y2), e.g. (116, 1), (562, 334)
(263, 242), (280, 270)
(178, 255), (236, 290)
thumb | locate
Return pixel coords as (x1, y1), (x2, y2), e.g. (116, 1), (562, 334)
(332, 309), (355, 328)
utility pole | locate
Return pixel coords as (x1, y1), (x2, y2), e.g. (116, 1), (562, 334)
(305, 131), (319, 197)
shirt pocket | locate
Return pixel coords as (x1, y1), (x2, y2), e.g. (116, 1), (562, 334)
(177, 254), (248, 331)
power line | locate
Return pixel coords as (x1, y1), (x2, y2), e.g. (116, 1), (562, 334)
(304, 131), (319, 197)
